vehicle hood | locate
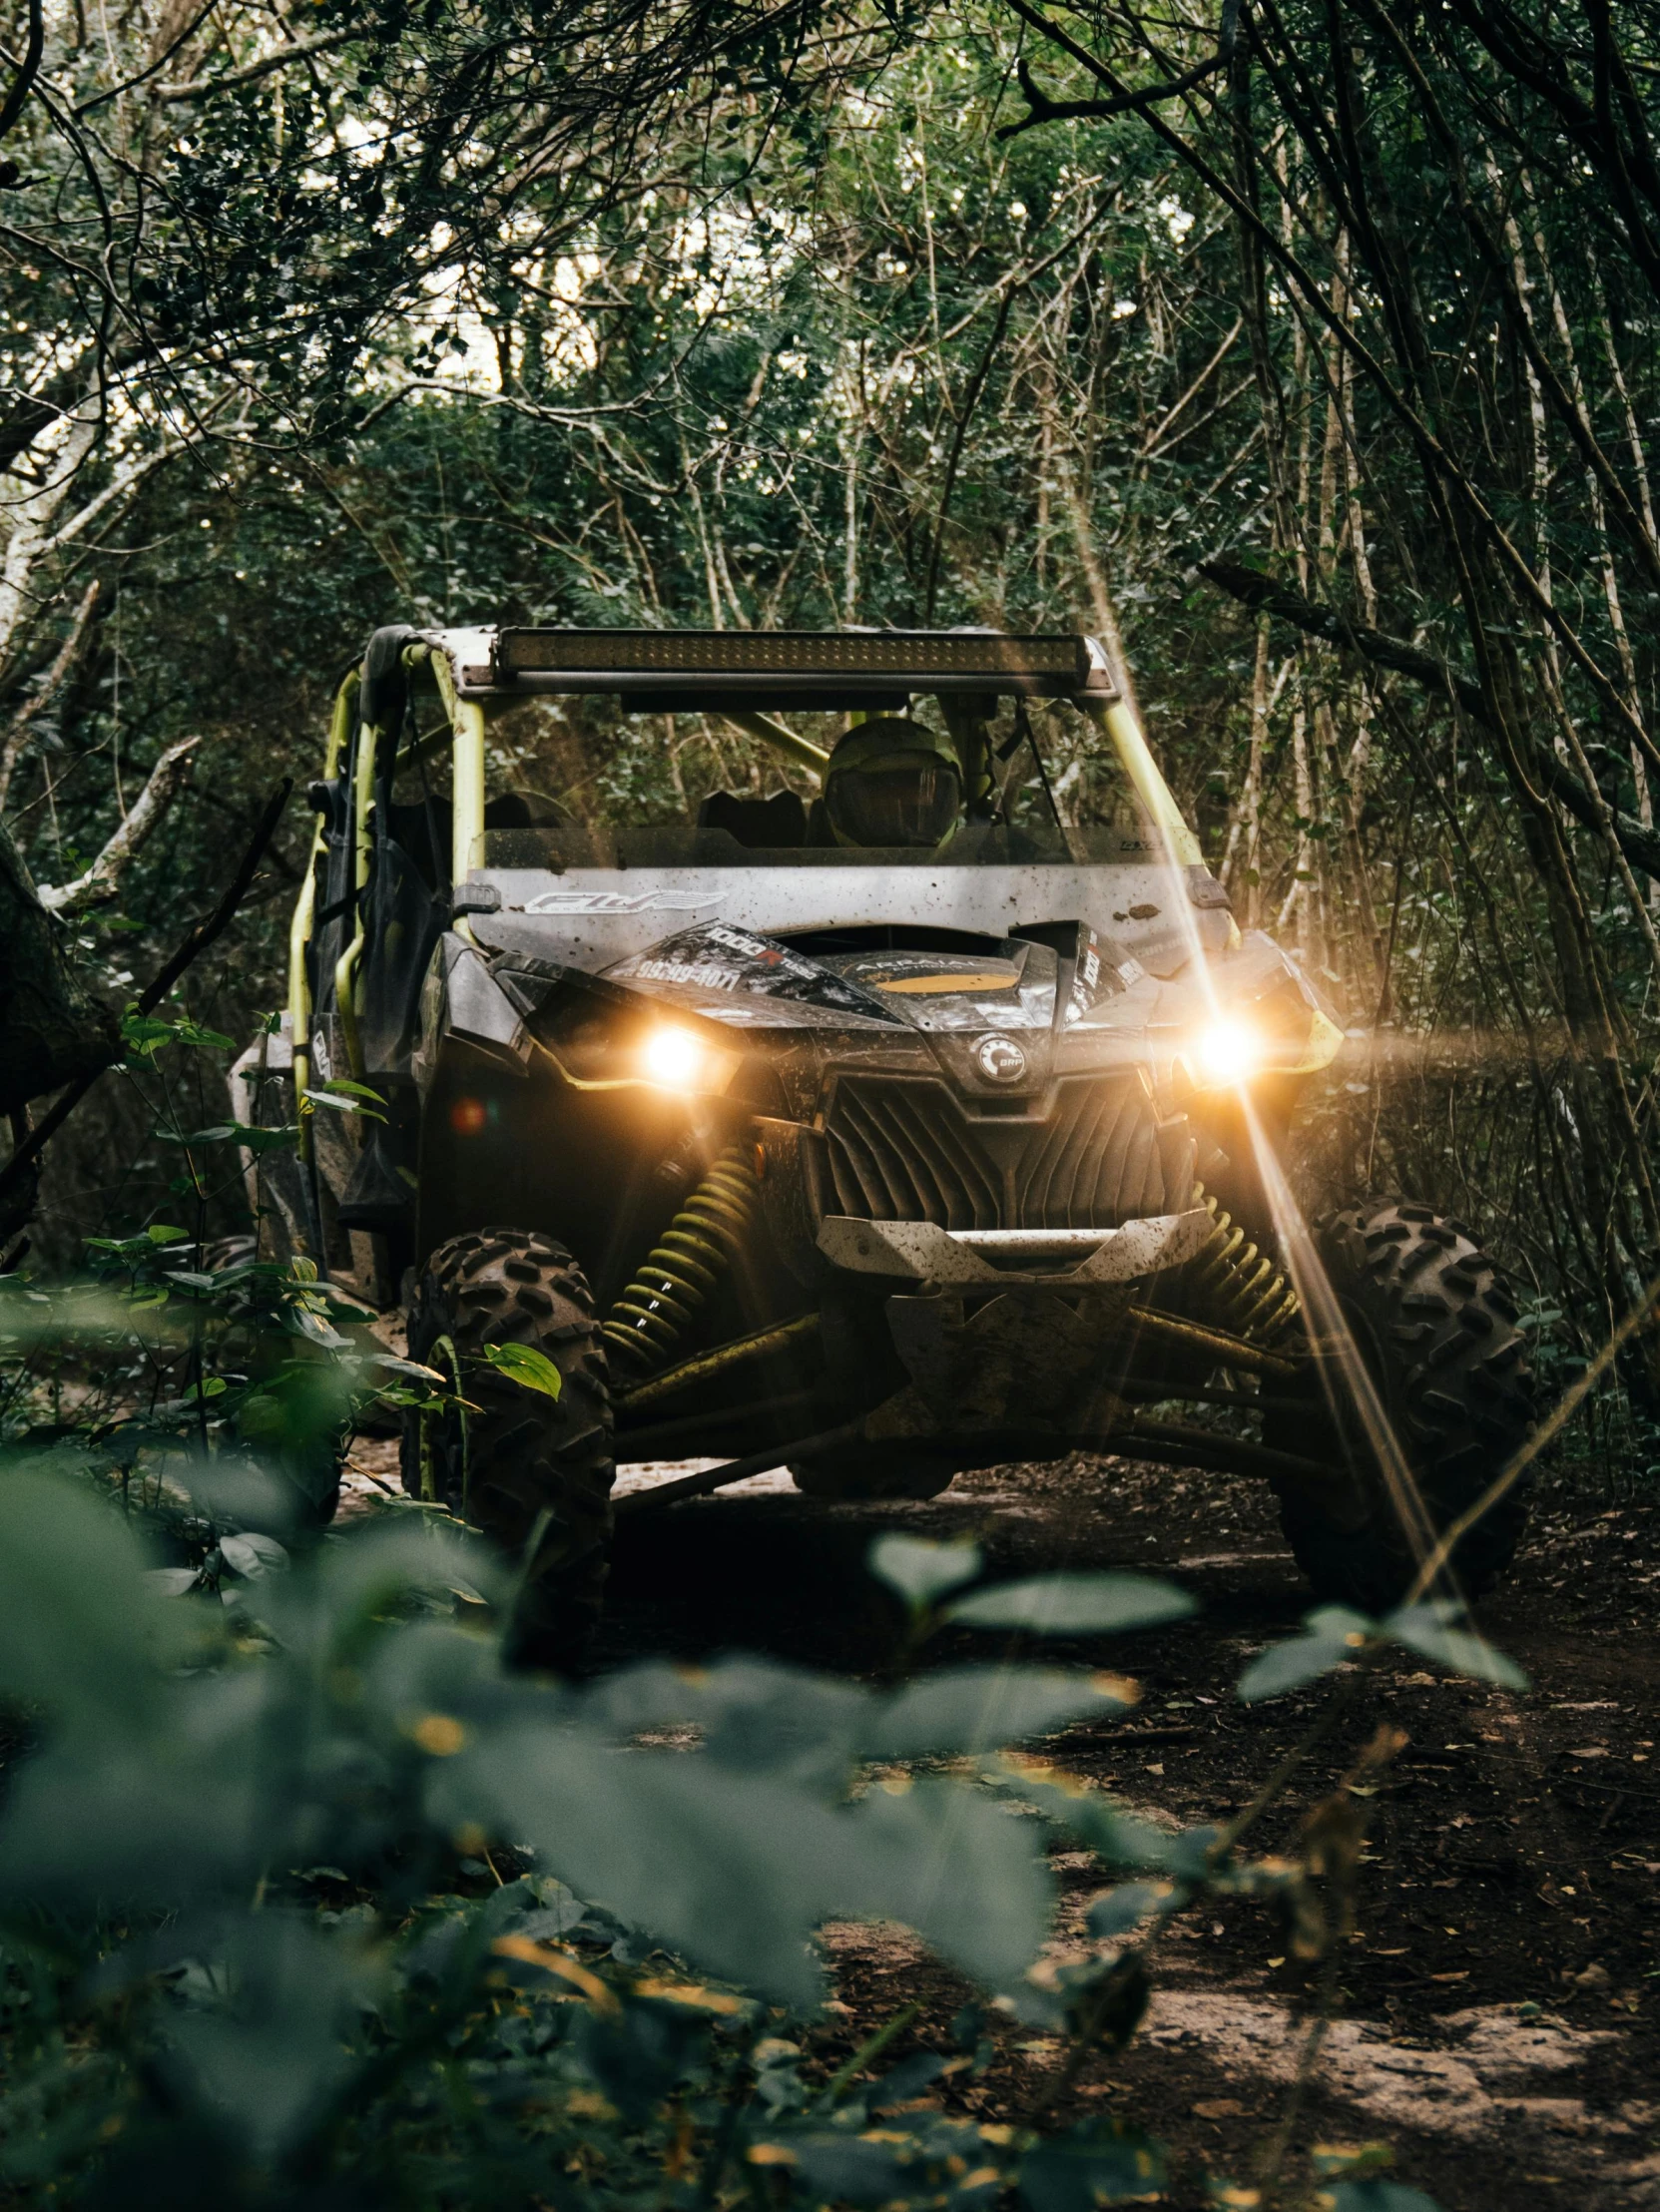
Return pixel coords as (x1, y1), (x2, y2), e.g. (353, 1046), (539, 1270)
(602, 925), (1070, 1035)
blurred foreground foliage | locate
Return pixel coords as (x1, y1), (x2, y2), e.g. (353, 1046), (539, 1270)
(0, 1251), (1507, 2210)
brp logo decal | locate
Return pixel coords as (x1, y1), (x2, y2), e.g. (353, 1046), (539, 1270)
(974, 1034), (1029, 1084)
(521, 889), (721, 916)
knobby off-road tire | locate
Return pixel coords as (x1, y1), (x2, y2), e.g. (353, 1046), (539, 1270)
(402, 1229), (614, 1667)
(1264, 1200), (1535, 1613)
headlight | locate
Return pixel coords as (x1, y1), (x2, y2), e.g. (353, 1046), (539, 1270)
(536, 1006), (741, 1096)
(641, 1026), (710, 1087)
(1194, 1017), (1263, 1086)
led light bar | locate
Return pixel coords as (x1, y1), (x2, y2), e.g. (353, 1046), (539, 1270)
(487, 628), (1116, 702)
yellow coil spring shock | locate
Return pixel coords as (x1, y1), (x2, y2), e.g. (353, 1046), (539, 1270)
(601, 1143), (762, 1375)
(1184, 1183), (1301, 1343)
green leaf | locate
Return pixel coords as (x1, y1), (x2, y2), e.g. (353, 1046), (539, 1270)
(1020, 2117), (1167, 2211)
(945, 1572), (1195, 1636)
(830, 1777), (1061, 2003)
(571, 1992), (709, 2120)
(0, 1466), (195, 1729)
(768, 2134), (910, 2204)
(309, 1078), (385, 1103)
(371, 1353), (447, 1382)
(1236, 1606), (1375, 1702)
(868, 1534), (982, 1608)
(145, 1567), (202, 1597)
(220, 1533), (290, 1580)
(863, 1666), (1134, 1761)
(1381, 1603), (1528, 1691)
(175, 1121), (300, 1155)
(1328, 2185), (1442, 2212)
(162, 1915), (388, 2160)
(1085, 1881), (1176, 1938)
(290, 1307), (352, 1351)
(429, 1736), (1053, 2008)
(980, 1764), (1176, 1871)
(122, 1009), (235, 1058)
(302, 1087), (387, 1123)
(478, 1342), (563, 1399)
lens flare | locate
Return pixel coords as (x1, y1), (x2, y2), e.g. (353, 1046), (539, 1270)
(642, 1027), (705, 1086)
(1196, 1017), (1262, 1085)
(1084, 687), (1456, 1605)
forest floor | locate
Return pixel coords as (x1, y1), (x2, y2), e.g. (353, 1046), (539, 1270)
(340, 1431), (1659, 2208)
(571, 1446), (1660, 2212)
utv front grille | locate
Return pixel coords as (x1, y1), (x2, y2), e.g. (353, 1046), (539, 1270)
(822, 1074), (1195, 1233)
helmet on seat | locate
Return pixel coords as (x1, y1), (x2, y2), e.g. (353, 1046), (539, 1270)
(823, 717), (964, 848)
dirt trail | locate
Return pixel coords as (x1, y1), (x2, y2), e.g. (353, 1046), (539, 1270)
(573, 1450), (1660, 2210)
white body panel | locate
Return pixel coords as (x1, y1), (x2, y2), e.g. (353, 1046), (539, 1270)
(472, 859), (1207, 975)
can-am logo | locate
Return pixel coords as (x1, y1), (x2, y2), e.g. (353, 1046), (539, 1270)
(974, 1034), (1029, 1084)
(521, 889), (721, 916)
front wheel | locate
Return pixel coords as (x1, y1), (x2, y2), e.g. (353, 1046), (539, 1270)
(1263, 1201), (1534, 1613)
(402, 1229), (614, 1667)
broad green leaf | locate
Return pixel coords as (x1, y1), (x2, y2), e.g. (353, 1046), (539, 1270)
(1327, 2185), (1442, 2212)
(764, 2134), (909, 2204)
(429, 1734), (1053, 2007)
(176, 1019), (237, 1051)
(303, 1519), (512, 1634)
(121, 1011), (236, 1057)
(146, 1567), (202, 1597)
(1085, 1881), (1175, 1938)
(1381, 1603), (1528, 1690)
(580, 1656), (867, 1792)
(371, 1353), (446, 1382)
(868, 1533), (982, 1608)
(120, 1012), (177, 1058)
(980, 1762), (1176, 1870)
(220, 1533), (290, 1580)
(478, 1341), (563, 1399)
(863, 1666), (1134, 1761)
(864, 2051), (945, 2110)
(162, 1914), (387, 2159)
(570, 1992), (710, 2120)
(945, 1571), (1195, 1636)
(1020, 2117), (1167, 2211)
(0, 1679), (270, 1907)
(174, 1121), (300, 1155)
(302, 1087), (387, 1123)
(0, 1467), (194, 1728)
(308, 1078), (385, 1103)
(1236, 1607), (1376, 1703)
(289, 1306), (352, 1352)
(1167, 1825), (1229, 1880)
(837, 1777), (1056, 1999)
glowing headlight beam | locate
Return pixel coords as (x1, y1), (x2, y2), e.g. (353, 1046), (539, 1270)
(1195, 1017), (1263, 1087)
(641, 1027), (706, 1087)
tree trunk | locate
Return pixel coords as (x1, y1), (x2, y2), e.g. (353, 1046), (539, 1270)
(0, 815), (118, 1120)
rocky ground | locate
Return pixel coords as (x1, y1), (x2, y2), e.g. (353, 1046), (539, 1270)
(342, 1438), (1660, 2209)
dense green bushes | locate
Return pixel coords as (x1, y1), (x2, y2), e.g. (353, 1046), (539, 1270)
(0, 1217), (1520, 2209)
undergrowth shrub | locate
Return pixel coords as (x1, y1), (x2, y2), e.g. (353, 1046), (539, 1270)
(0, 1195), (1518, 2211)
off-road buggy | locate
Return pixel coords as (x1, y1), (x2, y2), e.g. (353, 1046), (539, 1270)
(237, 625), (1534, 1661)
